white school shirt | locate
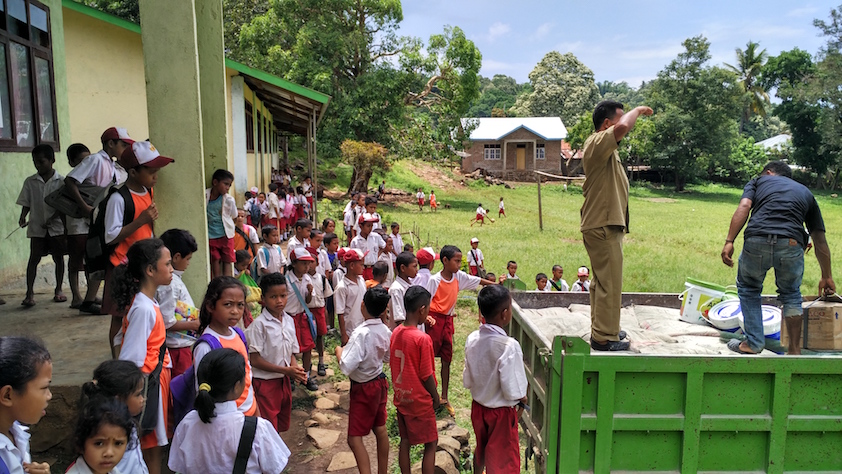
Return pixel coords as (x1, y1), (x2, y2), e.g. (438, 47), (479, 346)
(193, 327), (255, 414)
(571, 280), (590, 292)
(390, 232), (403, 261)
(332, 265), (346, 289)
(266, 192), (280, 219)
(168, 401), (290, 474)
(285, 235), (310, 261)
(426, 271), (481, 316)
(66, 455), (122, 474)
(317, 248), (331, 276)
(16, 171), (64, 238)
(352, 205), (364, 234)
(115, 427), (147, 474)
(476, 206), (487, 216)
(240, 224), (260, 244)
(302, 182), (312, 197)
(342, 200), (354, 220)
(378, 251), (395, 288)
(416, 191), (425, 200)
(155, 270), (196, 349)
(259, 201), (269, 216)
(463, 324), (528, 408)
(499, 200), (505, 210)
(285, 272), (313, 315)
(104, 187), (151, 245)
(119, 293), (172, 448)
(205, 189), (238, 239)
(308, 272), (333, 308)
(551, 279), (570, 291)
(468, 248), (484, 267)
(257, 244), (287, 274)
(351, 232), (385, 266)
(388, 276), (413, 323)
(245, 308), (299, 380)
(67, 149), (124, 187)
(412, 268), (432, 288)
(0, 422), (30, 474)
(371, 211), (383, 231)
(335, 275), (366, 338)
(339, 319), (391, 383)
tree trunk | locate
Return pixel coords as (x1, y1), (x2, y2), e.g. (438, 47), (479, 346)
(348, 166), (373, 194)
(674, 173), (686, 192)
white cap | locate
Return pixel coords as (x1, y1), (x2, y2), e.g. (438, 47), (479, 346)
(577, 266), (589, 276)
(470, 237), (479, 244)
(290, 246), (315, 262)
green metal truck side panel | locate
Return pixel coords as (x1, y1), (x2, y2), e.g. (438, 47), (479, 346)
(511, 300), (842, 474)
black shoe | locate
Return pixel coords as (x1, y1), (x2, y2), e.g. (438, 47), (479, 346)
(618, 330), (628, 340)
(317, 363), (327, 377)
(590, 339), (631, 351)
(305, 378), (319, 391)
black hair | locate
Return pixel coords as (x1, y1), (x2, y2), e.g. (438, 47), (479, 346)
(404, 285), (431, 315)
(198, 276), (247, 335)
(365, 196), (377, 206)
(395, 251), (417, 275)
(363, 286), (390, 318)
(762, 161), (793, 179)
(262, 224), (278, 237)
(80, 360), (143, 407)
(440, 245), (460, 262)
(593, 100), (625, 131)
(259, 192), (266, 197)
(235, 249), (251, 265)
(212, 169), (234, 183)
(66, 143), (90, 164)
(391, 222), (399, 230)
(32, 144), (55, 162)
(324, 232), (339, 246)
(73, 396), (137, 455)
(244, 191), (253, 199)
(0, 337), (51, 392)
(195, 349), (246, 424)
(478, 284), (512, 322)
(507, 260), (517, 268)
(111, 238), (166, 311)
(403, 244), (414, 252)
(296, 186), (304, 194)
(485, 272), (496, 281)
(372, 260), (389, 278)
(160, 229), (198, 259)
(536, 273), (548, 281)
(552, 264), (563, 271)
(269, 183), (279, 192)
(310, 229), (324, 239)
(259, 272), (286, 296)
(295, 219), (313, 230)
(322, 218), (335, 230)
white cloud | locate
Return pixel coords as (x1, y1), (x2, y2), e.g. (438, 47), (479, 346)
(787, 6), (820, 18)
(529, 23), (554, 41)
(484, 22), (511, 43)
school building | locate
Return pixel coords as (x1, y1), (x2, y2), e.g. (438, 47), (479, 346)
(0, 0), (329, 293)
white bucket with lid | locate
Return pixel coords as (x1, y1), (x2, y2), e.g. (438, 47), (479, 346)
(738, 305), (783, 340)
(707, 300), (743, 333)
(679, 278), (736, 325)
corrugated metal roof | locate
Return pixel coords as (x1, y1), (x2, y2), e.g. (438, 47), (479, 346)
(462, 117), (568, 141)
(756, 134), (791, 150)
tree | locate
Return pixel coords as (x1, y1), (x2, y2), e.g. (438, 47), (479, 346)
(725, 41), (770, 133)
(467, 75), (527, 117)
(81, 0), (138, 22)
(510, 51), (601, 125)
(597, 81), (645, 109)
(647, 36), (742, 191)
(562, 112), (592, 175)
(341, 140), (390, 193)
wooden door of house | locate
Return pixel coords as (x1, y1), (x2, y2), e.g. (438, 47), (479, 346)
(516, 145), (526, 170)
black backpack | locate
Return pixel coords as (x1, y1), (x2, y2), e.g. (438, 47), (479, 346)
(85, 185), (135, 272)
(248, 200), (261, 226)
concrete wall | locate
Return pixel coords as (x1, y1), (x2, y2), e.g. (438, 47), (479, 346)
(0, 0), (72, 281)
(62, 7), (148, 148)
(461, 128), (563, 177)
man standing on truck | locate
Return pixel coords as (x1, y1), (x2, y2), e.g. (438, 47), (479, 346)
(580, 101), (653, 351)
(722, 161), (835, 355)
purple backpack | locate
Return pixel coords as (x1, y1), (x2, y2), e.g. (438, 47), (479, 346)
(170, 327), (247, 426)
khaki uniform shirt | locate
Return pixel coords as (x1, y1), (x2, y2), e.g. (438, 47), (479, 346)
(580, 126), (629, 232)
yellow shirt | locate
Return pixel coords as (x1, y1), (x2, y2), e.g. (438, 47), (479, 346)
(580, 126), (629, 232)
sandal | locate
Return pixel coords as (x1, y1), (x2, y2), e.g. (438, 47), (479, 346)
(727, 339), (759, 355)
(21, 297), (35, 307)
(317, 363), (327, 377)
(438, 399), (455, 417)
(78, 301), (104, 315)
(53, 293), (67, 303)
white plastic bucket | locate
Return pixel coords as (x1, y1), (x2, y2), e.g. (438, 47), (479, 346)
(679, 278), (731, 325)
(707, 300), (743, 333)
(738, 305), (783, 340)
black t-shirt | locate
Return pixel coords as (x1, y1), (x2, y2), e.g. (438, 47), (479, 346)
(743, 174), (825, 248)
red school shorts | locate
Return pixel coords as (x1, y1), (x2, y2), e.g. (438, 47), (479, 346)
(397, 409), (438, 446)
(471, 401), (520, 474)
(425, 311), (454, 362)
(168, 346), (193, 378)
(348, 375), (388, 436)
(292, 311), (316, 352)
(469, 265), (478, 276)
(209, 236), (235, 263)
(362, 266), (374, 281)
(476, 213), (484, 222)
(253, 376), (292, 432)
(417, 198), (424, 206)
(310, 306), (327, 336)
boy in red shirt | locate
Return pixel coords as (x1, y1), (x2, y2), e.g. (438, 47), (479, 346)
(390, 285), (439, 474)
(424, 245), (497, 415)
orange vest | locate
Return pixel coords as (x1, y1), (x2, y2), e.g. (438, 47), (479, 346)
(430, 277), (458, 315)
(110, 189), (154, 267)
(121, 299), (171, 373)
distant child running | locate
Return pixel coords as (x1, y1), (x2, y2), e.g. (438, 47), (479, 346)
(416, 188), (425, 211)
(471, 204), (487, 227)
(169, 349), (291, 474)
(156, 229), (200, 377)
(206, 169), (238, 278)
(0, 337), (52, 474)
(498, 197), (505, 217)
(390, 286), (439, 474)
(336, 287), (391, 474)
(463, 285), (527, 474)
(246, 273), (307, 433)
(66, 397), (135, 474)
(425, 245), (497, 415)
(429, 190), (437, 212)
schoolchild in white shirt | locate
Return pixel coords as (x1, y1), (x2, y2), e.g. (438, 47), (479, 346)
(336, 287), (391, 474)
(257, 226), (287, 277)
(411, 247), (437, 288)
(364, 196), (383, 231)
(306, 247), (334, 377)
(463, 285), (528, 474)
(286, 218), (312, 262)
(467, 237), (485, 277)
(388, 251), (424, 330)
(169, 349), (291, 474)
(350, 213), (386, 281)
(66, 397), (135, 474)
(285, 247), (318, 391)
(389, 222), (403, 262)
(334, 249), (367, 345)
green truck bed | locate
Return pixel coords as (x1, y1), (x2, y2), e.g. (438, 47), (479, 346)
(510, 292), (842, 473)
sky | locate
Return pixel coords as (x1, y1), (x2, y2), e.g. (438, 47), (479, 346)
(398, 1), (840, 87)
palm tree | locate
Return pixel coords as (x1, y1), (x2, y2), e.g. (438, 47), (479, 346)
(726, 40), (771, 132)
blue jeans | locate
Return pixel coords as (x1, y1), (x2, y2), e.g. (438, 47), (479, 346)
(737, 236), (804, 352)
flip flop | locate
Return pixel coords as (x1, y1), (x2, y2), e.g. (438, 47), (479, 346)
(78, 301), (104, 315)
(21, 298), (35, 307)
(70, 302), (83, 309)
(53, 294), (67, 303)
(727, 339), (758, 355)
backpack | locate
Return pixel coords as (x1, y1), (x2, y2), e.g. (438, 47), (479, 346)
(170, 327), (248, 426)
(85, 185), (135, 273)
(248, 200), (261, 226)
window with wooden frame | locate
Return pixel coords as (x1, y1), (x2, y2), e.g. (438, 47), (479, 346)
(483, 143), (501, 160)
(536, 143), (545, 160)
(245, 101), (254, 152)
(0, 0), (58, 151)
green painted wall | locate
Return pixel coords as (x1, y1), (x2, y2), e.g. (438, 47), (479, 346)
(0, 0), (72, 282)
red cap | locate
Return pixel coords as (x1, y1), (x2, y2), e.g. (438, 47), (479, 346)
(118, 141), (174, 169)
(101, 127), (134, 144)
(416, 247), (438, 265)
(343, 248), (368, 263)
(306, 246), (319, 258)
(337, 247), (348, 260)
(290, 246), (315, 262)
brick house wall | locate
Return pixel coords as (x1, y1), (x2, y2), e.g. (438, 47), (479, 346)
(461, 128), (563, 177)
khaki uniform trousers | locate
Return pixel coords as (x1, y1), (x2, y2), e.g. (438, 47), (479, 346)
(582, 225), (625, 342)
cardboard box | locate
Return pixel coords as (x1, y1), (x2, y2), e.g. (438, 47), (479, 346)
(781, 297), (842, 350)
